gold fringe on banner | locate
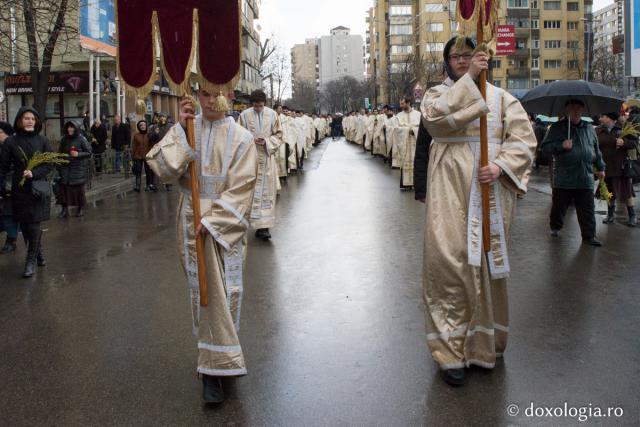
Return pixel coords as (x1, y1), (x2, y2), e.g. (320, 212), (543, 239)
(116, 1), (242, 113)
(455, 0), (501, 52)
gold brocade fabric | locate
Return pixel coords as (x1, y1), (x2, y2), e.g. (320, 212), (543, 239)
(238, 107), (283, 229)
(419, 74), (536, 369)
(159, 117), (258, 376)
(372, 114), (387, 156)
(393, 110), (421, 185)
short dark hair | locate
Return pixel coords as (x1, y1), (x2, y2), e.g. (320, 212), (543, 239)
(249, 89), (267, 104)
(565, 99), (585, 107)
(401, 96), (413, 105)
(0, 121), (14, 136)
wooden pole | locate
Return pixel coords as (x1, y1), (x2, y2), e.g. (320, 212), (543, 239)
(186, 116), (209, 307)
(477, 11), (491, 253)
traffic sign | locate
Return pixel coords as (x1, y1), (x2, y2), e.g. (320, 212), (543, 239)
(496, 25), (516, 56)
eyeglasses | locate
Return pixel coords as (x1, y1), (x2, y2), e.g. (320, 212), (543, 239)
(448, 54), (473, 62)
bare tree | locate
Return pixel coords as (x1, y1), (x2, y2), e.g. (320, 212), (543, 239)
(565, 33), (585, 80)
(590, 46), (620, 90)
(0, 0), (79, 121)
(289, 80), (317, 113)
(320, 76), (369, 113)
(261, 44), (291, 105)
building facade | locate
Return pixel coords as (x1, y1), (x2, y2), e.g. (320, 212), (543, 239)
(291, 39), (319, 97)
(368, 0), (592, 104)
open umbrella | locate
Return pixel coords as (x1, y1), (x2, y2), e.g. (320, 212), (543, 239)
(521, 80), (623, 117)
(522, 80), (622, 139)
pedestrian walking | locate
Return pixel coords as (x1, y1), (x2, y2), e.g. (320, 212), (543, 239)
(110, 115), (131, 173)
(0, 121), (20, 254)
(90, 119), (107, 173)
(597, 112), (637, 226)
(420, 36), (535, 386)
(131, 120), (155, 192)
(0, 107), (54, 278)
(541, 99), (606, 246)
(56, 121), (92, 218)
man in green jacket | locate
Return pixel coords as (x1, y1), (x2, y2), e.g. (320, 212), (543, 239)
(541, 99), (606, 246)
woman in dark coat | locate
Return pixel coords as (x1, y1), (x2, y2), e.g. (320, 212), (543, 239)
(57, 121), (92, 218)
(598, 112), (638, 226)
(0, 121), (20, 253)
(131, 120), (156, 192)
(0, 107), (54, 278)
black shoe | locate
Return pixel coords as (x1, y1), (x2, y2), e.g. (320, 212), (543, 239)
(202, 375), (224, 403)
(75, 208), (84, 218)
(23, 259), (36, 278)
(441, 368), (466, 387)
(57, 207), (69, 219)
(255, 228), (272, 240)
(550, 229), (560, 237)
(603, 205), (615, 224)
(583, 237), (603, 247)
(0, 238), (17, 254)
(37, 250), (46, 267)
(627, 207), (637, 227)
(144, 185), (150, 192)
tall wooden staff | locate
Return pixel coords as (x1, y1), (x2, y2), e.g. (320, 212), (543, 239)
(477, 11), (491, 253)
(115, 1), (242, 307)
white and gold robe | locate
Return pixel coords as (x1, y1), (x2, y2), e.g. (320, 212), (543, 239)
(239, 107), (283, 229)
(385, 115), (399, 160)
(364, 115), (376, 151)
(372, 113), (387, 156)
(354, 115), (366, 145)
(420, 74), (535, 370)
(394, 109), (421, 185)
(147, 116), (258, 376)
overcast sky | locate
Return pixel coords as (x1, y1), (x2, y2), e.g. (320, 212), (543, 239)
(258, 0), (614, 53)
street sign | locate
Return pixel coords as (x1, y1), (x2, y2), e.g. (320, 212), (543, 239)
(496, 25), (516, 56)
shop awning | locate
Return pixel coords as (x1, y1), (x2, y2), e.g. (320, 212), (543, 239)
(80, 35), (117, 57)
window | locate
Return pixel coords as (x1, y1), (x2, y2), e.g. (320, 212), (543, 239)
(516, 39), (527, 49)
(544, 20), (561, 29)
(567, 21), (578, 30)
(532, 79), (540, 87)
(507, 18), (530, 28)
(425, 4), (444, 12)
(567, 40), (579, 49)
(390, 25), (412, 35)
(491, 59), (502, 69)
(508, 79), (529, 89)
(567, 2), (579, 11)
(568, 60), (579, 69)
(493, 80), (502, 88)
(544, 79), (557, 84)
(531, 0), (539, 8)
(544, 59), (562, 68)
(390, 6), (411, 15)
(531, 19), (539, 29)
(532, 57), (539, 69)
(543, 1), (561, 10)
(390, 63), (406, 73)
(427, 23), (444, 32)
(425, 42), (445, 52)
(544, 40), (561, 48)
(391, 45), (413, 54)
(508, 0), (529, 7)
(533, 38), (540, 48)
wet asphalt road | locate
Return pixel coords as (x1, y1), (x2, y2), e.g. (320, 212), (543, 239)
(1, 138), (639, 426)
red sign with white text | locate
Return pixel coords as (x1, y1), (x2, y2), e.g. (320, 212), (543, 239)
(496, 25), (516, 56)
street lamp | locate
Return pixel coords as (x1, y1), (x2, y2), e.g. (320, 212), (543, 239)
(580, 17), (592, 82)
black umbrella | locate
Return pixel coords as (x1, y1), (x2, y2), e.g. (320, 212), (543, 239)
(521, 80), (624, 117)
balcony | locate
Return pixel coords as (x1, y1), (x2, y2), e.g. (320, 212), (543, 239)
(515, 27), (531, 37)
(531, 9), (539, 18)
(514, 48), (530, 57)
(507, 68), (531, 78)
(507, 9), (530, 18)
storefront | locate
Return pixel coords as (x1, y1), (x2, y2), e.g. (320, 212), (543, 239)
(3, 71), (120, 142)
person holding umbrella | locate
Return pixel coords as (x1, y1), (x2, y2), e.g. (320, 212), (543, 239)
(541, 99), (606, 246)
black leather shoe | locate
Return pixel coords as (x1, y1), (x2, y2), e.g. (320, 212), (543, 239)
(255, 228), (272, 240)
(23, 259), (36, 278)
(37, 250), (46, 267)
(442, 368), (466, 386)
(0, 239), (17, 254)
(583, 237), (603, 247)
(202, 375), (224, 403)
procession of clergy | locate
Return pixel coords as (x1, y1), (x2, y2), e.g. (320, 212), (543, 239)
(342, 97), (422, 190)
(149, 34), (536, 403)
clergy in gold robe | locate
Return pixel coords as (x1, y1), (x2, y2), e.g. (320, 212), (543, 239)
(419, 37), (535, 386)
(146, 92), (258, 401)
(394, 98), (421, 188)
(238, 90), (283, 241)
(364, 112), (376, 152)
(372, 109), (387, 157)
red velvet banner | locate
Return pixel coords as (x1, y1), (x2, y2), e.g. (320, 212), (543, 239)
(116, 0), (240, 90)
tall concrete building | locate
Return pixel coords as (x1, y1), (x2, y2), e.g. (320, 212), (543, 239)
(291, 39), (319, 97)
(318, 27), (365, 86)
(291, 26), (364, 98)
(368, 0), (592, 104)
(592, 1), (626, 94)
